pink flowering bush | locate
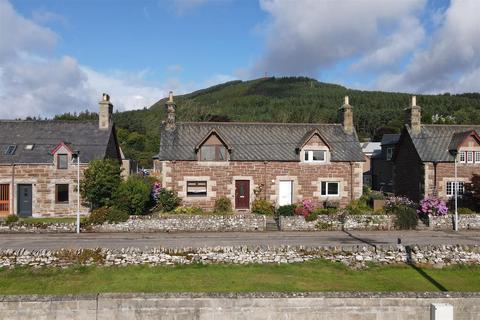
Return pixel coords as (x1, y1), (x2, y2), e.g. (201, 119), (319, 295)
(418, 197), (448, 216)
(294, 199), (315, 217)
(151, 182), (162, 202)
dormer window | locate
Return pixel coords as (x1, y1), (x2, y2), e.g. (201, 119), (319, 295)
(304, 150), (326, 162)
(199, 145), (227, 161)
(57, 154), (68, 169)
(5, 145), (16, 155)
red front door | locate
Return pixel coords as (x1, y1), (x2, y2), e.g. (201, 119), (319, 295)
(235, 180), (250, 209)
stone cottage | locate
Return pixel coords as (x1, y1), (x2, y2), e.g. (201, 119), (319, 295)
(394, 96), (480, 202)
(154, 94), (364, 211)
(0, 94), (122, 218)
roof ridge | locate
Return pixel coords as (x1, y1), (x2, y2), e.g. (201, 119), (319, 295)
(178, 121), (342, 126)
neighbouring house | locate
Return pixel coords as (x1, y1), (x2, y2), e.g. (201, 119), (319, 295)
(154, 93), (364, 211)
(361, 141), (381, 187)
(0, 94), (123, 218)
(394, 96), (480, 202)
(371, 134), (400, 192)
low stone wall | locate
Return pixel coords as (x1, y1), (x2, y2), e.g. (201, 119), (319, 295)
(429, 214), (480, 230)
(1, 292), (480, 320)
(0, 214), (266, 233)
(1, 244), (479, 269)
(280, 215), (395, 231)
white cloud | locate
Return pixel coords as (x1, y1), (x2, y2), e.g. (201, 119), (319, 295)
(377, 0), (480, 93)
(252, 0), (426, 76)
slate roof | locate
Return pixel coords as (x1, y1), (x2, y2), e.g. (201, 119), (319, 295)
(406, 124), (480, 162)
(0, 121), (115, 164)
(157, 122), (364, 162)
(381, 134), (400, 146)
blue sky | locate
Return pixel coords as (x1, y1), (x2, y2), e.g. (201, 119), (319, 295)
(1, 0), (480, 118)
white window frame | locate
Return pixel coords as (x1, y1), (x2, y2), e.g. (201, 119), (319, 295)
(475, 151), (480, 163)
(186, 181), (208, 197)
(320, 181), (340, 197)
(446, 181), (464, 197)
(304, 150), (326, 163)
(459, 151), (466, 163)
(467, 151), (474, 164)
(386, 147), (393, 161)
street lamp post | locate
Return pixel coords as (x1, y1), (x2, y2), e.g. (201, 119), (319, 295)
(454, 151), (458, 232)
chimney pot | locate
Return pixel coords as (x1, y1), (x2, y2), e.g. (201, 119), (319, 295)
(99, 93), (113, 130)
(344, 96), (349, 105)
(168, 91), (174, 103)
(339, 97), (354, 135)
(405, 95), (421, 135)
(411, 95), (416, 107)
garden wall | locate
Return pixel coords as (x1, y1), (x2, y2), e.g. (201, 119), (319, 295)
(429, 214), (480, 230)
(280, 215), (395, 231)
(0, 214), (266, 233)
(1, 292), (480, 320)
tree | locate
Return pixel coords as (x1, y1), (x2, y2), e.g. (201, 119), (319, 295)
(80, 160), (122, 209)
(115, 176), (152, 215)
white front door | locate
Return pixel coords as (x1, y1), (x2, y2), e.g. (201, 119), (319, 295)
(278, 180), (293, 206)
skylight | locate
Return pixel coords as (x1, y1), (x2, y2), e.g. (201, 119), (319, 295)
(24, 144), (35, 150)
(5, 145), (16, 155)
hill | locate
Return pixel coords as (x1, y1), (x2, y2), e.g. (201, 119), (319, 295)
(55, 77), (480, 167)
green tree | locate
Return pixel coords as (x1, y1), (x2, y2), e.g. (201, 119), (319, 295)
(115, 176), (152, 215)
(80, 160), (122, 209)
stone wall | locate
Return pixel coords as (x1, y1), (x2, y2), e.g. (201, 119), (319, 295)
(429, 214), (480, 230)
(1, 244), (479, 269)
(280, 215), (395, 231)
(0, 163), (90, 217)
(159, 159), (363, 210)
(1, 292), (479, 320)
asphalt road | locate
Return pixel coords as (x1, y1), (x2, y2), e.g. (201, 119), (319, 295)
(0, 231), (479, 250)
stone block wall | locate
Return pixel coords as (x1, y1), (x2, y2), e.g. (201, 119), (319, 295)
(280, 215), (395, 231)
(159, 160), (363, 211)
(429, 214), (480, 230)
(0, 164), (90, 217)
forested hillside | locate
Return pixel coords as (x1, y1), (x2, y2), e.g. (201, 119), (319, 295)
(54, 77), (480, 167)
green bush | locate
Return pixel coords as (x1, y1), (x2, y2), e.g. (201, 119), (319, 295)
(80, 160), (122, 209)
(85, 207), (110, 225)
(305, 211), (319, 222)
(157, 189), (182, 212)
(277, 204), (296, 216)
(393, 205), (418, 230)
(324, 201), (340, 209)
(106, 208), (130, 223)
(313, 207), (338, 216)
(458, 207), (476, 215)
(115, 176), (152, 215)
(214, 196), (232, 214)
(173, 206), (204, 215)
(251, 199), (275, 215)
(346, 199), (371, 215)
(5, 215), (19, 225)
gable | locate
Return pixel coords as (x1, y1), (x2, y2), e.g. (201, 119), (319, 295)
(459, 133), (480, 149)
(303, 134), (328, 148)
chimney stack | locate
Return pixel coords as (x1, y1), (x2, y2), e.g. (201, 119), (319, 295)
(165, 91), (176, 131)
(405, 95), (421, 135)
(99, 93), (113, 130)
(339, 96), (354, 135)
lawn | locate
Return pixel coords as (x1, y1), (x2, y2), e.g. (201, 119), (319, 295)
(0, 260), (479, 295)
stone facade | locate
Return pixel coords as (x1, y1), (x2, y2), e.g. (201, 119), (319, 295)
(0, 163), (90, 217)
(428, 214), (480, 230)
(155, 159), (363, 211)
(280, 215), (395, 231)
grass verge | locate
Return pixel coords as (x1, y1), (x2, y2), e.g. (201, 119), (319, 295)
(0, 260), (479, 295)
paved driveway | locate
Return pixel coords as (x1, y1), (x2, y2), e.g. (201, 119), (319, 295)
(0, 231), (479, 250)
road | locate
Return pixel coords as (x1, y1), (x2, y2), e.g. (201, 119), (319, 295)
(0, 230), (479, 250)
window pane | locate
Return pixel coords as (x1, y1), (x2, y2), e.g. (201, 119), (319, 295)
(58, 154), (68, 169)
(446, 182), (452, 196)
(200, 146), (215, 161)
(312, 150), (325, 161)
(187, 181), (207, 197)
(56, 184), (69, 203)
(321, 182), (326, 195)
(327, 182), (339, 195)
(304, 151), (309, 161)
(459, 152), (465, 162)
(217, 146), (227, 160)
(467, 151), (473, 163)
(475, 152), (480, 163)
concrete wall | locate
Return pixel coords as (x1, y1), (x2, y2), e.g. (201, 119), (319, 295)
(1, 292), (479, 320)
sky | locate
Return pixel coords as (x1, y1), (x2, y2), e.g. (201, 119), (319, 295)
(1, 0), (480, 118)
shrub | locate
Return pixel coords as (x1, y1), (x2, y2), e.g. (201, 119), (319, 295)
(80, 160), (122, 209)
(85, 207), (110, 225)
(324, 201), (339, 209)
(458, 207), (476, 215)
(313, 207), (338, 216)
(115, 176), (152, 215)
(252, 199), (275, 215)
(393, 205), (418, 230)
(173, 206), (204, 215)
(214, 196), (232, 214)
(385, 196), (415, 214)
(369, 191), (385, 201)
(5, 215), (19, 225)
(294, 199), (315, 217)
(346, 199), (371, 215)
(418, 196), (448, 216)
(157, 188), (182, 212)
(305, 211), (319, 222)
(106, 208), (129, 223)
(277, 204), (296, 216)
